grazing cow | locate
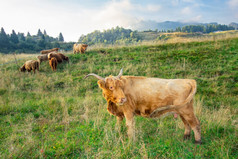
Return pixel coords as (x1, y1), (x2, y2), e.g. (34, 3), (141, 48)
(84, 69), (201, 144)
(37, 54), (48, 64)
(58, 53), (69, 62)
(73, 44), (88, 54)
(20, 60), (40, 73)
(48, 53), (69, 63)
(49, 57), (57, 71)
(40, 48), (59, 54)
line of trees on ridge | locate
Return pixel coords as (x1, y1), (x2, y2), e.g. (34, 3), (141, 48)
(79, 24), (235, 45)
(0, 28), (73, 54)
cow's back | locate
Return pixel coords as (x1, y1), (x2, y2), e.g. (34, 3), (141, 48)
(122, 76), (196, 114)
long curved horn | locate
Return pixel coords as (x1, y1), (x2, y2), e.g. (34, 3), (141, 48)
(117, 68), (123, 79)
(84, 73), (105, 81)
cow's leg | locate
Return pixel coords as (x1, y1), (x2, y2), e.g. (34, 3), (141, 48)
(115, 116), (123, 132)
(180, 114), (191, 139)
(27, 69), (32, 74)
(178, 100), (201, 144)
(124, 112), (135, 140)
(32, 67), (36, 74)
(183, 113), (201, 144)
(55, 63), (57, 71)
(116, 116), (123, 126)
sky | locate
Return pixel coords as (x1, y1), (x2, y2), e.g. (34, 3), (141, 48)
(0, 0), (237, 42)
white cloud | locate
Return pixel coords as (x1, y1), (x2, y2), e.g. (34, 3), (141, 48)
(183, 15), (202, 22)
(181, 7), (192, 15)
(91, 0), (137, 29)
(228, 0), (238, 8)
(171, 0), (179, 6)
(146, 4), (161, 12)
(228, 0), (238, 19)
(192, 15), (202, 21)
(182, 0), (195, 3)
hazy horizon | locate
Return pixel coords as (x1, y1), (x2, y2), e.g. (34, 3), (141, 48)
(1, 0), (237, 42)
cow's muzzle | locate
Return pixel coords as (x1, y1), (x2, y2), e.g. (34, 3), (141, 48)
(117, 97), (127, 106)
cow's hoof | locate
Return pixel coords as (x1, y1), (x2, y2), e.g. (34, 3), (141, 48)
(194, 140), (202, 145)
(183, 134), (191, 140)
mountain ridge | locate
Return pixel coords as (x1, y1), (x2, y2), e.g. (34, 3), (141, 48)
(130, 20), (237, 31)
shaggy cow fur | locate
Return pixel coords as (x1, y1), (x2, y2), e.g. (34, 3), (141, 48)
(58, 53), (69, 62)
(20, 60), (40, 73)
(37, 54), (48, 64)
(49, 57), (57, 71)
(73, 44), (88, 54)
(48, 53), (69, 63)
(40, 48), (59, 54)
(85, 69), (201, 144)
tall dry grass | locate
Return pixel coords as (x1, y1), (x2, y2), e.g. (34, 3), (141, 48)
(0, 53), (37, 64)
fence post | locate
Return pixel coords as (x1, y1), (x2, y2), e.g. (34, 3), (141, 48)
(13, 53), (19, 66)
(13, 53), (21, 73)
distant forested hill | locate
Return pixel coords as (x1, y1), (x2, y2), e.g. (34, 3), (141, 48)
(229, 22), (238, 30)
(78, 23), (235, 45)
(130, 20), (237, 32)
(175, 24), (234, 33)
(0, 28), (73, 54)
(78, 26), (140, 45)
(131, 21), (192, 31)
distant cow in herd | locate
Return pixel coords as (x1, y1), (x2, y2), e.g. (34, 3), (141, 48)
(40, 48), (59, 54)
(49, 57), (58, 71)
(73, 44), (88, 54)
(84, 69), (201, 144)
(20, 60), (40, 73)
(48, 53), (69, 63)
(37, 54), (48, 64)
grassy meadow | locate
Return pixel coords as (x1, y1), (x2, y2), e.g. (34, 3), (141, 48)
(0, 37), (237, 158)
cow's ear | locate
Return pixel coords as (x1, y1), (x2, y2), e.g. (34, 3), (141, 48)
(97, 80), (106, 89)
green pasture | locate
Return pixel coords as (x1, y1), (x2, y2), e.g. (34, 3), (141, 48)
(0, 38), (237, 158)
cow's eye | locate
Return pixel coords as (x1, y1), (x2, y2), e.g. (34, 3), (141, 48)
(109, 86), (114, 90)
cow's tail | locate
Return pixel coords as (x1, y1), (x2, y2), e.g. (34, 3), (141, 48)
(177, 79), (197, 107)
(150, 80), (197, 118)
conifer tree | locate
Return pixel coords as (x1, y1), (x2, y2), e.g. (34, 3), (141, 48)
(37, 29), (43, 37)
(44, 30), (47, 35)
(0, 27), (9, 42)
(27, 32), (31, 37)
(0, 27), (10, 51)
(58, 32), (64, 42)
(10, 30), (19, 44)
(18, 32), (25, 41)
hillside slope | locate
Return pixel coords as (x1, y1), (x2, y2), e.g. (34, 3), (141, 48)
(0, 38), (237, 158)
